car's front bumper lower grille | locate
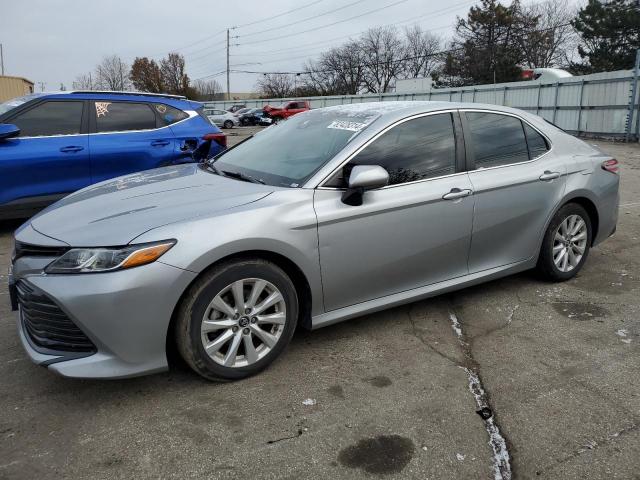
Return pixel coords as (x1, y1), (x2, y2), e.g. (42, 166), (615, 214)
(16, 280), (96, 353)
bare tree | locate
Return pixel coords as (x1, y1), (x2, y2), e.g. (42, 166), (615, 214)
(256, 73), (294, 98)
(191, 79), (223, 100)
(402, 26), (442, 79)
(160, 53), (190, 95)
(73, 73), (95, 90)
(360, 27), (405, 93)
(95, 55), (130, 90)
(304, 40), (366, 95)
(520, 0), (579, 68)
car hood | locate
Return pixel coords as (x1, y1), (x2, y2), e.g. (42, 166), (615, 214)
(25, 164), (274, 246)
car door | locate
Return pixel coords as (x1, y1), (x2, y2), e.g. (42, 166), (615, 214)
(89, 101), (176, 183)
(462, 110), (566, 273)
(285, 102), (303, 117)
(313, 112), (475, 312)
(208, 110), (225, 126)
(0, 99), (89, 210)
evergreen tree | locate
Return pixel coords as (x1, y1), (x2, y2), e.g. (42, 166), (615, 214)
(439, 0), (535, 86)
(572, 0), (640, 73)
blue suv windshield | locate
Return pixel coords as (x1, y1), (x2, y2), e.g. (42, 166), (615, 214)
(0, 93), (44, 116)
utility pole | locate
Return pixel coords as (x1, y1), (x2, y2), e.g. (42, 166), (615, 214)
(38, 81), (46, 92)
(226, 29), (231, 101)
(0, 44), (4, 75)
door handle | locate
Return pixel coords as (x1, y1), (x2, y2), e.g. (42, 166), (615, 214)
(59, 146), (84, 153)
(539, 171), (561, 181)
(442, 188), (473, 200)
(151, 140), (170, 147)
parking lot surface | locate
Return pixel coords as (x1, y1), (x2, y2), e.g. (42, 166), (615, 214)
(1, 132), (639, 479)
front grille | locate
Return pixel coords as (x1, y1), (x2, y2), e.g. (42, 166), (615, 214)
(16, 280), (96, 353)
(14, 241), (69, 261)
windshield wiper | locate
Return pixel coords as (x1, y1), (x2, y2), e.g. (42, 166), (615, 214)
(202, 162), (222, 175)
(221, 170), (265, 185)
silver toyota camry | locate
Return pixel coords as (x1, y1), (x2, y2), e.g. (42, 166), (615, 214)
(9, 102), (619, 381)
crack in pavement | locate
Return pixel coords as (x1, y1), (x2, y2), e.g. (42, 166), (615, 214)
(406, 299), (514, 479)
(406, 305), (461, 366)
(534, 422), (640, 476)
(448, 302), (513, 480)
(266, 428), (304, 445)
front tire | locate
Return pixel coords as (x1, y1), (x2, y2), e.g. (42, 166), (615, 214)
(223, 120), (234, 129)
(537, 203), (592, 281)
(175, 259), (298, 381)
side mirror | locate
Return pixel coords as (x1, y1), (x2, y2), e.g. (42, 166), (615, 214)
(0, 124), (20, 140)
(341, 165), (389, 206)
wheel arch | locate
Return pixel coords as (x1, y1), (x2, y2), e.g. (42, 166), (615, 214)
(538, 191), (600, 257)
(165, 249), (314, 365)
(565, 196), (599, 245)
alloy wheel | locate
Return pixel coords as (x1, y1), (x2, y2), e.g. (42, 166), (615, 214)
(200, 278), (286, 368)
(552, 214), (588, 272)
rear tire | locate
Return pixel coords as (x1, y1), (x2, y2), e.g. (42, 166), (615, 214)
(272, 116), (283, 124)
(223, 120), (234, 129)
(175, 259), (298, 381)
(537, 203), (592, 281)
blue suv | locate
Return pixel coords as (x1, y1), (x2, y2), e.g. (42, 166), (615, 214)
(0, 91), (226, 219)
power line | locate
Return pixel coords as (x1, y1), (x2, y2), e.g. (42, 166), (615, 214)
(193, 70), (227, 81)
(229, 21), (573, 77)
(232, 0), (474, 55)
(183, 42), (227, 60)
(147, 30), (227, 59)
(230, 26), (454, 68)
(236, 0), (411, 46)
(191, 1), (474, 82)
(238, 0), (368, 38)
(233, 0), (326, 29)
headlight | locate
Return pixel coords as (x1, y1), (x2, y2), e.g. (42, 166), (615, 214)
(45, 240), (176, 274)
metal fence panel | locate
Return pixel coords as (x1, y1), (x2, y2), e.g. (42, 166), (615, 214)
(204, 69), (638, 138)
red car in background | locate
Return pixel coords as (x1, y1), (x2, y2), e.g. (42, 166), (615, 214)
(263, 100), (310, 122)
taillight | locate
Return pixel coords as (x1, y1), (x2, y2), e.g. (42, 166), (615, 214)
(203, 133), (227, 148)
(602, 159), (619, 174)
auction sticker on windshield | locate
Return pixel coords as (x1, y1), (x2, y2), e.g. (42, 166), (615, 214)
(327, 120), (368, 132)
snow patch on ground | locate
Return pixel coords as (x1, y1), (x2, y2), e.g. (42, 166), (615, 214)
(449, 311), (463, 340)
(448, 309), (512, 480)
(302, 398), (316, 406)
(616, 329), (632, 343)
(463, 368), (512, 480)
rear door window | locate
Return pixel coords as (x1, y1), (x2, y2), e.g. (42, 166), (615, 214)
(465, 112), (529, 168)
(95, 102), (157, 133)
(11, 101), (83, 137)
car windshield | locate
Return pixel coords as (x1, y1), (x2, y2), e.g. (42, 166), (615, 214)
(212, 109), (380, 187)
(0, 93), (43, 116)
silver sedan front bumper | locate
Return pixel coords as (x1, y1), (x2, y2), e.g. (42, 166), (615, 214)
(13, 261), (197, 379)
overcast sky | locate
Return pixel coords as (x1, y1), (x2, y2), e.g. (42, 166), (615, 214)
(1, 0), (580, 93)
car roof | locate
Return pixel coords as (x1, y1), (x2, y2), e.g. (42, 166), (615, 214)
(317, 100), (543, 127)
(35, 91), (202, 110)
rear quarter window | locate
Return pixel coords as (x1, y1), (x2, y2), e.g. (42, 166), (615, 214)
(524, 123), (549, 159)
(153, 103), (189, 126)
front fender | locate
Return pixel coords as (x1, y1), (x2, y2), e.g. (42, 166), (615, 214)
(134, 190), (324, 316)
